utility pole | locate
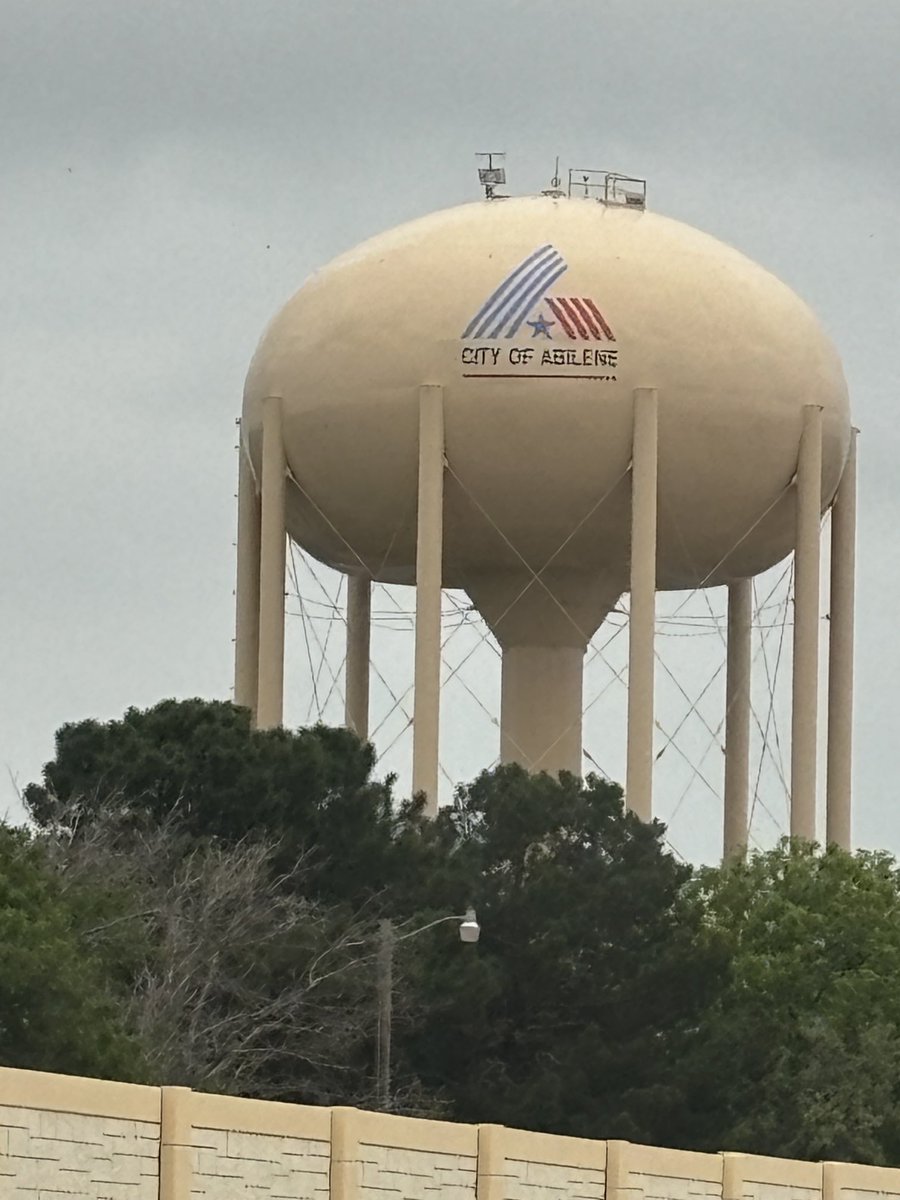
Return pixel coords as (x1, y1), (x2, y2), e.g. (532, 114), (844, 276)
(375, 918), (394, 1111)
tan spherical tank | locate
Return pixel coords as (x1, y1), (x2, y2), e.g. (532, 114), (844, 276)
(244, 196), (850, 612)
(239, 193), (853, 802)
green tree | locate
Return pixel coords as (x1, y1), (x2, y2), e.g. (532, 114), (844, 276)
(23, 700), (436, 1105)
(0, 823), (140, 1079)
(24, 698), (424, 905)
(24, 709), (727, 1135)
(391, 766), (728, 1142)
(680, 840), (900, 1164)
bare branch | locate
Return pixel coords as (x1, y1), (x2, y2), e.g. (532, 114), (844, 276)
(41, 795), (396, 1103)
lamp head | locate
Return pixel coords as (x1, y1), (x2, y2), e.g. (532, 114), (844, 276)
(458, 908), (480, 944)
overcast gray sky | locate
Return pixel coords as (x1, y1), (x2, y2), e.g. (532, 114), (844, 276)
(1, 1), (898, 860)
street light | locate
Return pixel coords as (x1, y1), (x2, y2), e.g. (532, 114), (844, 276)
(375, 909), (480, 1111)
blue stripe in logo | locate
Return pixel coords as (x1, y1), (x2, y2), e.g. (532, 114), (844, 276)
(483, 252), (564, 339)
(462, 245), (568, 339)
(505, 262), (568, 337)
(461, 245), (554, 339)
(471, 249), (561, 338)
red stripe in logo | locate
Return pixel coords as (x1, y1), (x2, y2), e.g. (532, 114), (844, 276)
(570, 297), (603, 340)
(583, 298), (615, 342)
(558, 298), (590, 340)
(546, 297), (577, 339)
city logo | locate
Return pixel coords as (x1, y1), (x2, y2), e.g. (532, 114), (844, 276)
(460, 245), (618, 379)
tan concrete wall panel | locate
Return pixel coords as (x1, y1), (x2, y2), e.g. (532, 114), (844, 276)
(359, 1141), (477, 1200)
(825, 1160), (900, 1200)
(349, 1109), (477, 1200)
(498, 1129), (606, 1173)
(618, 1143), (722, 1200)
(629, 1172), (722, 1200)
(503, 1155), (606, 1200)
(744, 1183), (820, 1200)
(725, 1152), (822, 1200)
(191, 1124), (330, 1200)
(480, 1126), (606, 1200)
(0, 1102), (159, 1200)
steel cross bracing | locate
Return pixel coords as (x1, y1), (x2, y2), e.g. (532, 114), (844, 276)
(276, 456), (801, 862)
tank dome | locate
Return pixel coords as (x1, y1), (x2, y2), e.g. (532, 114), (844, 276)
(244, 195), (850, 594)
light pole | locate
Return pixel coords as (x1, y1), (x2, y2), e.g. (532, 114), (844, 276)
(375, 909), (480, 1111)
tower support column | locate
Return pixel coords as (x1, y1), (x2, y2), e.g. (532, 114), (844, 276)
(345, 575), (371, 740)
(826, 428), (857, 849)
(412, 384), (444, 816)
(256, 396), (287, 730)
(626, 387), (658, 822)
(791, 404), (823, 840)
(724, 578), (752, 860)
(234, 426), (261, 719)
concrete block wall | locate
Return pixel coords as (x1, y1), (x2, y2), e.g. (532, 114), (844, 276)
(337, 1108), (478, 1200)
(723, 1152), (822, 1200)
(478, 1123), (606, 1200)
(187, 1091), (331, 1200)
(608, 1140), (722, 1200)
(4, 1066), (900, 1200)
(0, 1066), (160, 1200)
(824, 1160), (900, 1200)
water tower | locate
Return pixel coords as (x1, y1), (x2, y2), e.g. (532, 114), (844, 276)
(233, 168), (856, 858)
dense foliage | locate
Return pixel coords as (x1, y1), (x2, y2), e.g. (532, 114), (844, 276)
(0, 824), (140, 1079)
(8, 698), (900, 1165)
(395, 767), (726, 1142)
(24, 699), (416, 903)
(678, 843), (900, 1163)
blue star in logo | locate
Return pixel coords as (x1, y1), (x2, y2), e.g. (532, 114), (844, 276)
(526, 312), (555, 338)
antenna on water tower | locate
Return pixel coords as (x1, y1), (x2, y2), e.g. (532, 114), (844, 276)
(542, 157), (565, 198)
(476, 152), (507, 200)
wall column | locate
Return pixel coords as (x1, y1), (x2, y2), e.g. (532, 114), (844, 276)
(234, 427), (261, 720)
(626, 387), (658, 821)
(826, 428), (857, 849)
(345, 575), (371, 740)
(724, 578), (753, 860)
(605, 1141), (631, 1200)
(412, 384), (444, 816)
(722, 1155), (749, 1200)
(330, 1108), (362, 1200)
(476, 1125), (507, 1200)
(159, 1086), (193, 1200)
(791, 404), (823, 840)
(256, 396), (287, 730)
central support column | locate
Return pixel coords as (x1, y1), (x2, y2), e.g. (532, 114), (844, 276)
(465, 567), (622, 779)
(234, 426), (261, 719)
(345, 575), (371, 740)
(791, 404), (823, 840)
(626, 387), (659, 822)
(724, 578), (752, 860)
(826, 428), (857, 849)
(500, 644), (584, 774)
(412, 384), (445, 816)
(256, 396), (286, 730)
